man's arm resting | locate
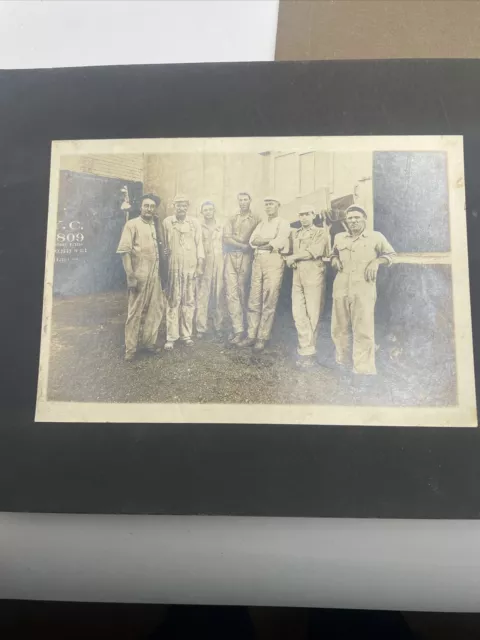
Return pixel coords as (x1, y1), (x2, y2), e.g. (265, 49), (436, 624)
(291, 249), (316, 263)
(250, 235), (271, 247)
(121, 253), (137, 290)
(364, 256), (392, 282)
(224, 235), (250, 251)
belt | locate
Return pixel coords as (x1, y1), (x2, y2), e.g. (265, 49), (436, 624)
(255, 248), (279, 255)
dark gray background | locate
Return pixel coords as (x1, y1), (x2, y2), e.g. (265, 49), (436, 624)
(0, 60), (479, 517)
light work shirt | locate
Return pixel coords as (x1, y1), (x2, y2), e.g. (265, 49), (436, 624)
(331, 229), (396, 295)
(249, 216), (291, 253)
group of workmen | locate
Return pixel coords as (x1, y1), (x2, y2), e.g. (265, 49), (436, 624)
(116, 191), (395, 376)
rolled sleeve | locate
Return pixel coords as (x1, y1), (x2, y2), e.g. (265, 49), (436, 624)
(376, 232), (396, 265)
(269, 220), (291, 252)
(249, 222), (262, 249)
(116, 221), (134, 254)
(329, 239), (340, 261)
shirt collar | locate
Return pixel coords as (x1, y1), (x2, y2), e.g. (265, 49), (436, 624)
(296, 225), (315, 235)
(202, 220), (221, 231)
(172, 215), (190, 225)
(346, 229), (369, 238)
(237, 210), (253, 219)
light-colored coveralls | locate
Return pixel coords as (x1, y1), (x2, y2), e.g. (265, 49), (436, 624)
(331, 230), (395, 374)
(196, 221), (225, 334)
(246, 217), (291, 342)
(223, 211), (262, 335)
(116, 216), (165, 357)
(290, 226), (330, 356)
(163, 215), (205, 343)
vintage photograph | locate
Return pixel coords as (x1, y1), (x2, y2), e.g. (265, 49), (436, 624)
(36, 136), (476, 426)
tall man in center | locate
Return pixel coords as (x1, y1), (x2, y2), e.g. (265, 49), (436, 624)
(163, 194), (205, 350)
(238, 196), (291, 353)
(223, 192), (262, 344)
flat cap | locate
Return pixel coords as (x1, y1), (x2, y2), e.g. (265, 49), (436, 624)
(173, 194), (190, 204)
(264, 196), (281, 204)
(345, 204), (367, 217)
(299, 204), (316, 214)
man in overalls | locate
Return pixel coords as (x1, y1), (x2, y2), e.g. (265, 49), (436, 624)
(116, 193), (165, 361)
(285, 205), (330, 368)
(195, 200), (226, 340)
(163, 195), (205, 350)
(223, 192), (262, 344)
(330, 204), (395, 376)
(238, 196), (291, 353)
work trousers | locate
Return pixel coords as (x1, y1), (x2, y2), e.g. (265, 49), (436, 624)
(125, 274), (164, 357)
(331, 285), (377, 374)
(224, 251), (253, 335)
(166, 270), (196, 342)
(196, 255), (225, 334)
(247, 251), (285, 341)
(292, 262), (326, 356)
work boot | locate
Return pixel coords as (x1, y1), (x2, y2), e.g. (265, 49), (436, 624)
(124, 352), (136, 362)
(253, 340), (266, 353)
(184, 338), (194, 347)
(144, 345), (161, 355)
(229, 333), (244, 345)
(164, 341), (174, 351)
(237, 337), (255, 348)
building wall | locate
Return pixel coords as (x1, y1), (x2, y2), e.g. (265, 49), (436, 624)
(143, 150), (373, 224)
(143, 152), (269, 223)
(60, 154), (144, 183)
(269, 150), (374, 225)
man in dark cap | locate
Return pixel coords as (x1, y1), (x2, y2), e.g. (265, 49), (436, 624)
(330, 204), (395, 377)
(116, 193), (165, 361)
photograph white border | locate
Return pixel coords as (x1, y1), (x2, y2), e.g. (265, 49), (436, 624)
(36, 136), (477, 427)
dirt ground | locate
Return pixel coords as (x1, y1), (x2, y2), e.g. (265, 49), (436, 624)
(46, 290), (456, 408)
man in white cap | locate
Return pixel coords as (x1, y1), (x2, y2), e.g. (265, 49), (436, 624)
(116, 193), (165, 361)
(285, 204), (330, 368)
(163, 195), (205, 350)
(330, 204), (395, 376)
(237, 196), (291, 352)
(223, 192), (262, 343)
(195, 200), (226, 340)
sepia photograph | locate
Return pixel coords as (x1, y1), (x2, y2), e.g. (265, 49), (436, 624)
(35, 136), (476, 426)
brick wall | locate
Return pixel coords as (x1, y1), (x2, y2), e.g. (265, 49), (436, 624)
(60, 154), (144, 183)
